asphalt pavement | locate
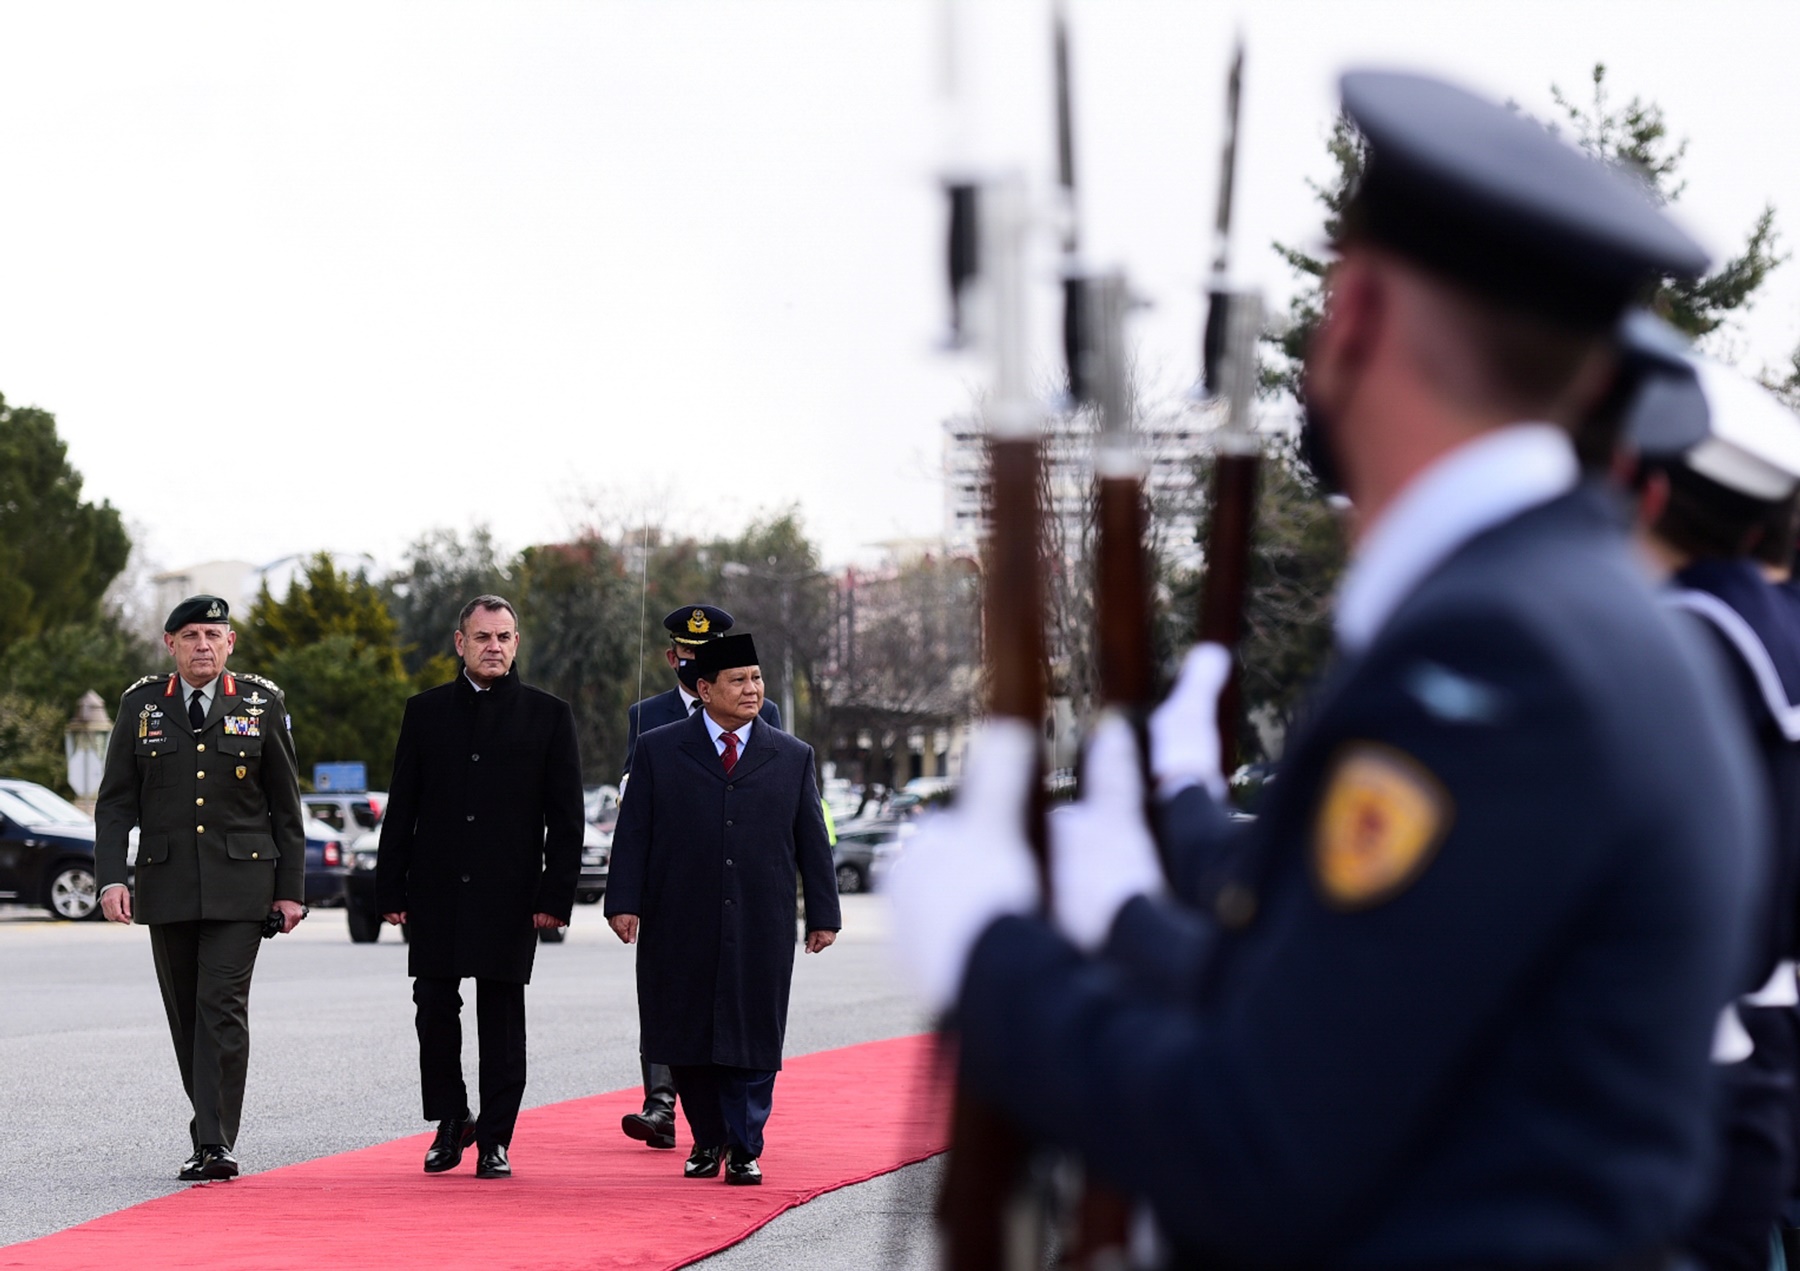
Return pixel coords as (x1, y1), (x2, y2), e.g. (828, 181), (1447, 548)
(0, 893), (940, 1266)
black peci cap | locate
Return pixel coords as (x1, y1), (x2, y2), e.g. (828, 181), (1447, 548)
(664, 605), (734, 648)
(1339, 70), (1711, 328)
(691, 633), (760, 681)
(164, 595), (230, 632)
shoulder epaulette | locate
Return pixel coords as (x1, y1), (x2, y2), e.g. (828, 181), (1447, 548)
(236, 672), (284, 695)
(123, 673), (164, 696)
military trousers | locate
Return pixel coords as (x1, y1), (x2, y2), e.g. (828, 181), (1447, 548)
(147, 919), (264, 1151)
(412, 976), (527, 1150)
(669, 1063), (776, 1158)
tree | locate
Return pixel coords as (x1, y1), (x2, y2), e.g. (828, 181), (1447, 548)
(712, 508), (834, 740)
(0, 396), (130, 657)
(239, 555), (413, 789)
(4, 616), (160, 716)
(1550, 64), (1785, 342)
(384, 525), (515, 677)
(1266, 65), (1787, 391)
(0, 692), (67, 793)
(515, 534), (641, 785)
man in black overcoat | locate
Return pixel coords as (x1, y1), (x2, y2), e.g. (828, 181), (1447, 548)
(618, 603), (782, 1150)
(606, 633), (840, 1185)
(376, 594), (584, 1179)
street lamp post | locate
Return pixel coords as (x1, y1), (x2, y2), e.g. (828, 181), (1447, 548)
(64, 691), (112, 815)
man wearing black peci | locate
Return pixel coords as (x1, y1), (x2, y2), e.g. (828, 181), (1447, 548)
(617, 603), (781, 1150)
(376, 594), (584, 1179)
(607, 632), (839, 1184)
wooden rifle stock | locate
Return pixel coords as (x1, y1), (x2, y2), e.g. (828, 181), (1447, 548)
(940, 433), (1052, 1271)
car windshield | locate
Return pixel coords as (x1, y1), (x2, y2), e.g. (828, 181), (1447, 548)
(0, 784), (92, 826)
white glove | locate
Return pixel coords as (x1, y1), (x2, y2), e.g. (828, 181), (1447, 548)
(1148, 642), (1232, 800)
(1050, 713), (1166, 952)
(886, 720), (1042, 1013)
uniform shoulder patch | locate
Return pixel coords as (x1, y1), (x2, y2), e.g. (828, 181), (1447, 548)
(122, 673), (163, 695)
(1312, 742), (1452, 910)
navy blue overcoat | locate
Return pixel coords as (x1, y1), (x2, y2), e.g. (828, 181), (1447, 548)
(606, 712), (839, 1070)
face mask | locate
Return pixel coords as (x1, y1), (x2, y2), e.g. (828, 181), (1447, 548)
(675, 657), (702, 691)
(1298, 393), (1348, 498)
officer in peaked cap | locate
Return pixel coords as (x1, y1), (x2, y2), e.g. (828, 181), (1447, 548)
(94, 595), (305, 1183)
(617, 605), (782, 1150)
(1626, 349), (1800, 1269)
(889, 68), (1766, 1266)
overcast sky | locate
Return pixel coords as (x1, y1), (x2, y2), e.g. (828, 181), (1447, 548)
(1, 0), (1795, 578)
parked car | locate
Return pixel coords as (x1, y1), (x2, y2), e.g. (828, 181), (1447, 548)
(829, 818), (912, 895)
(577, 820), (610, 904)
(343, 827), (389, 943)
(583, 785), (619, 825)
(0, 779), (107, 920)
(304, 820), (357, 909)
(302, 791), (384, 836)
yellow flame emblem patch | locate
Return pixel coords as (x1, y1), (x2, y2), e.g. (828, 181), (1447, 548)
(1313, 743), (1451, 909)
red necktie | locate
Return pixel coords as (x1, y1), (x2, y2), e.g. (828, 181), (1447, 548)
(720, 730), (739, 774)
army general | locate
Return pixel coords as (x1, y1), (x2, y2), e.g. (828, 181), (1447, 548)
(95, 595), (306, 1184)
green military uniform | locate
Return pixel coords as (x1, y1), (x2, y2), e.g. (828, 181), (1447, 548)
(94, 664), (304, 1152)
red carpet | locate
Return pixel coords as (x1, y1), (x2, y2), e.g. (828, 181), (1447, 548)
(2, 1034), (950, 1271)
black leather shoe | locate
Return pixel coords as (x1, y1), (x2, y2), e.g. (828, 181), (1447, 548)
(621, 1108), (677, 1150)
(179, 1144), (239, 1182)
(475, 1143), (511, 1179)
(423, 1114), (476, 1173)
(683, 1145), (724, 1179)
(725, 1147), (762, 1186)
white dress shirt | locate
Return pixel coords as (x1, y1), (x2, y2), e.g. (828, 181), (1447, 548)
(700, 708), (752, 761)
(1334, 424), (1579, 655)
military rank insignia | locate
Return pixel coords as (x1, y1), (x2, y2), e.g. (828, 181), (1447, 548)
(1313, 742), (1451, 909)
(223, 715), (261, 738)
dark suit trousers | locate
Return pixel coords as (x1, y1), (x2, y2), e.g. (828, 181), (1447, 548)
(670, 1064), (776, 1158)
(147, 919), (264, 1150)
(412, 977), (527, 1148)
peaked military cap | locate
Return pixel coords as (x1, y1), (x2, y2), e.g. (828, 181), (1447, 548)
(1339, 70), (1711, 327)
(691, 633), (759, 681)
(664, 604), (734, 647)
(164, 594), (230, 632)
(1628, 352), (1800, 500)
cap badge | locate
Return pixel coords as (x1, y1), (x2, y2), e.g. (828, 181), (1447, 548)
(688, 609), (711, 635)
(205, 601), (224, 619)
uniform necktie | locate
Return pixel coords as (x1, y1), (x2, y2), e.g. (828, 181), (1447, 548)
(690, 698), (702, 714)
(720, 730), (739, 774)
(189, 689), (205, 731)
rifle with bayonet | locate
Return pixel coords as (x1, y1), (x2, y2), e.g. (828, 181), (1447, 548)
(1197, 42), (1263, 787)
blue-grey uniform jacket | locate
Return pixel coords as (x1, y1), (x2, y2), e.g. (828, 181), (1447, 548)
(956, 485), (1763, 1267)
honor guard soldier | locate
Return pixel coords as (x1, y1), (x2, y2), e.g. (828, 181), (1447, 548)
(94, 595), (306, 1183)
(618, 603), (781, 1151)
(892, 69), (1767, 1267)
(1624, 349), (1800, 1269)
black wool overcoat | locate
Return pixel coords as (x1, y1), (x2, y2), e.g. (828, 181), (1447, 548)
(605, 712), (840, 1071)
(376, 669), (584, 983)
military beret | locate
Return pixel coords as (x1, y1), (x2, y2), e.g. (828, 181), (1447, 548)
(1339, 70), (1711, 328)
(1628, 352), (1800, 500)
(664, 604), (734, 647)
(164, 595), (230, 632)
(692, 633), (759, 681)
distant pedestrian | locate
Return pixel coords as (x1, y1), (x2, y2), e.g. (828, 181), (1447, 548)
(94, 595), (306, 1183)
(606, 633), (839, 1185)
(375, 594), (584, 1179)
